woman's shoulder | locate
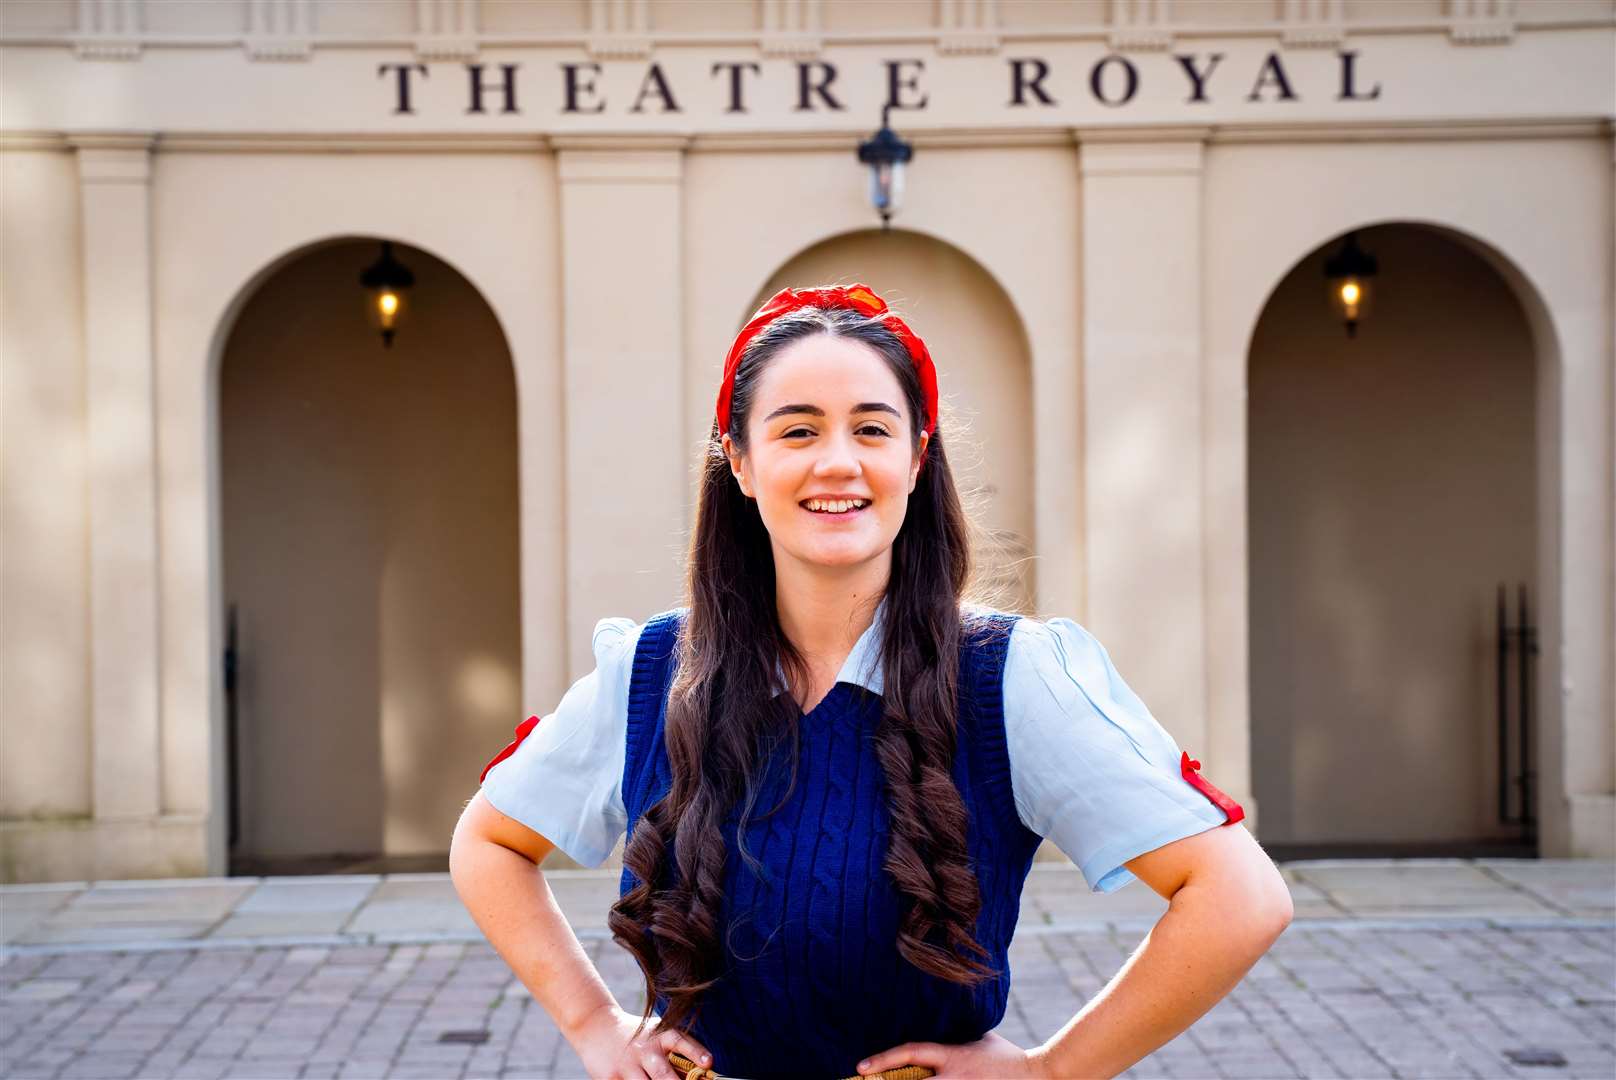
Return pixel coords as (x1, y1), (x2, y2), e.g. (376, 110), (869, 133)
(956, 605), (1117, 685)
(957, 602), (1076, 643)
(590, 606), (688, 646)
(960, 603), (1094, 638)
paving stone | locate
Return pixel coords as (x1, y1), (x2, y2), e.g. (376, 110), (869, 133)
(1, 864), (1612, 1078)
(0, 888), (83, 946)
(55, 1053), (149, 1079)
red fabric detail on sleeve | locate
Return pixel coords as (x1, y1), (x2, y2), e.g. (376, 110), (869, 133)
(480, 715), (541, 784)
(1181, 750), (1246, 825)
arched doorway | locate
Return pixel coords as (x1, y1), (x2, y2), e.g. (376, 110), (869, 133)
(753, 231), (1036, 612)
(218, 238), (521, 875)
(1247, 222), (1539, 859)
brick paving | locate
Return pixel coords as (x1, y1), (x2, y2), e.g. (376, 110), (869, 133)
(2, 922), (1611, 1080)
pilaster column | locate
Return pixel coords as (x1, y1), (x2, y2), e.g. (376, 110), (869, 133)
(1078, 133), (1243, 794)
(555, 139), (687, 676)
(70, 133), (162, 823)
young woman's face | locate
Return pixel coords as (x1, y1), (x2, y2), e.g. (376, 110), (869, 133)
(723, 334), (929, 577)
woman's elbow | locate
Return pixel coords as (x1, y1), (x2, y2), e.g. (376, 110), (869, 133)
(1256, 867), (1295, 935)
(1269, 882), (1295, 930)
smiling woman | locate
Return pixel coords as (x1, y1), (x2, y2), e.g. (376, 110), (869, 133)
(452, 282), (1285, 1080)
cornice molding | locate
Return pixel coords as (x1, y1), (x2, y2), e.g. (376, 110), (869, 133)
(1203, 116), (1610, 143)
(0, 131), (71, 151)
(692, 127), (1073, 152)
(64, 131), (158, 152)
(1, 16), (1612, 54)
(2, 117), (1606, 157)
(547, 134), (691, 153)
(143, 132), (546, 153)
(1073, 125), (1213, 145)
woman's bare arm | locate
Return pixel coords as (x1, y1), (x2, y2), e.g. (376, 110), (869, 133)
(1034, 823), (1293, 1078)
(448, 791), (619, 1039)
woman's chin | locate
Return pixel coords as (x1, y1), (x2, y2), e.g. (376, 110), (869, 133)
(793, 539), (884, 568)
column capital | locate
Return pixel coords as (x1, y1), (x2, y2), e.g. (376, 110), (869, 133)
(69, 132), (156, 183)
(1077, 135), (1207, 178)
(555, 141), (686, 183)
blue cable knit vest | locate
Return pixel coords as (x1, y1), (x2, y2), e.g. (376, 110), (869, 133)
(618, 609), (1046, 1079)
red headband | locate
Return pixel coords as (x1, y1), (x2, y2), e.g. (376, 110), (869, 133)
(715, 283), (939, 457)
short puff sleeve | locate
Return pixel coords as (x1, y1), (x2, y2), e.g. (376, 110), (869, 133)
(478, 617), (640, 867)
(1004, 617), (1238, 894)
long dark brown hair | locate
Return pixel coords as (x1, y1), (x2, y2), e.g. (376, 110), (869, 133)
(606, 299), (1000, 1040)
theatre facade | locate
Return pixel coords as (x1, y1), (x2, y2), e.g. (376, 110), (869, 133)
(1, 0), (1612, 883)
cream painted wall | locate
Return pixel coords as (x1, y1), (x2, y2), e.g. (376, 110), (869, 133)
(220, 240), (520, 863)
(2, 1), (1612, 881)
(0, 149), (88, 826)
(1248, 223), (1536, 846)
(755, 229), (1037, 614)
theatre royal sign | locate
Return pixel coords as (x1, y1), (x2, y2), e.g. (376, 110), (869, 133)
(4, 27), (1609, 132)
(374, 51), (1383, 118)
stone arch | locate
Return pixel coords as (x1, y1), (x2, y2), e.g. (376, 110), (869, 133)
(213, 236), (521, 873)
(1245, 219), (1550, 857)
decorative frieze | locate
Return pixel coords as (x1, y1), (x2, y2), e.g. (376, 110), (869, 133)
(73, 0), (141, 60)
(937, 0), (999, 56)
(587, 0), (652, 61)
(1109, 0), (1172, 53)
(1449, 0), (1516, 44)
(244, 0), (311, 61)
(1281, 0), (1346, 49)
(762, 0), (823, 59)
(414, 0), (478, 62)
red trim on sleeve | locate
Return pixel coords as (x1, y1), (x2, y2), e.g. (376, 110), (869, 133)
(480, 715), (541, 784)
(1181, 751), (1246, 825)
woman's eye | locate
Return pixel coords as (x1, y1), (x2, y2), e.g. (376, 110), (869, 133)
(781, 425), (888, 438)
(857, 425), (891, 437)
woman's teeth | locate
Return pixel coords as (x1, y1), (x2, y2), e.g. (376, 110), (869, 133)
(803, 498), (870, 514)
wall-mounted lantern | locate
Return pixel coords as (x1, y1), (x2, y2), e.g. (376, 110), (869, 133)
(856, 104), (914, 231)
(359, 240), (415, 348)
(1323, 231), (1378, 339)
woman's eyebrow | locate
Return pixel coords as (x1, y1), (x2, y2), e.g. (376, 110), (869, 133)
(761, 402), (900, 422)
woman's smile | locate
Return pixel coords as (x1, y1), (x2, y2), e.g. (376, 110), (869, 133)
(800, 496), (873, 518)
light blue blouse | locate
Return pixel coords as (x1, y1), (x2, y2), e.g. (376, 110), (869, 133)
(480, 600), (1231, 893)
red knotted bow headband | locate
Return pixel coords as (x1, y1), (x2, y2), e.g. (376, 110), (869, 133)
(714, 283), (939, 461)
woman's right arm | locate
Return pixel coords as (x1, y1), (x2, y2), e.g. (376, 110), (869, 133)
(449, 791), (716, 1080)
(448, 790), (616, 1036)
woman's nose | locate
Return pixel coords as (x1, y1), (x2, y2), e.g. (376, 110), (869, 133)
(812, 433), (861, 475)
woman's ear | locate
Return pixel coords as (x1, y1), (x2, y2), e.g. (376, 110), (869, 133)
(721, 432), (754, 499)
(909, 430), (930, 491)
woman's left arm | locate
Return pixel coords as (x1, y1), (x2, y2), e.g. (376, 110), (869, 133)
(1031, 821), (1294, 1079)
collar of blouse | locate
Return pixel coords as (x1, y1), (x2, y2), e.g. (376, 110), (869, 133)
(770, 595), (889, 699)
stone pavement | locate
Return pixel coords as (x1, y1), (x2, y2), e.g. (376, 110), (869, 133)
(1, 859), (1612, 1079)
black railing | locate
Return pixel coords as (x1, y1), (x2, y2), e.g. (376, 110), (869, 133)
(1495, 583), (1537, 833)
(225, 604), (242, 852)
